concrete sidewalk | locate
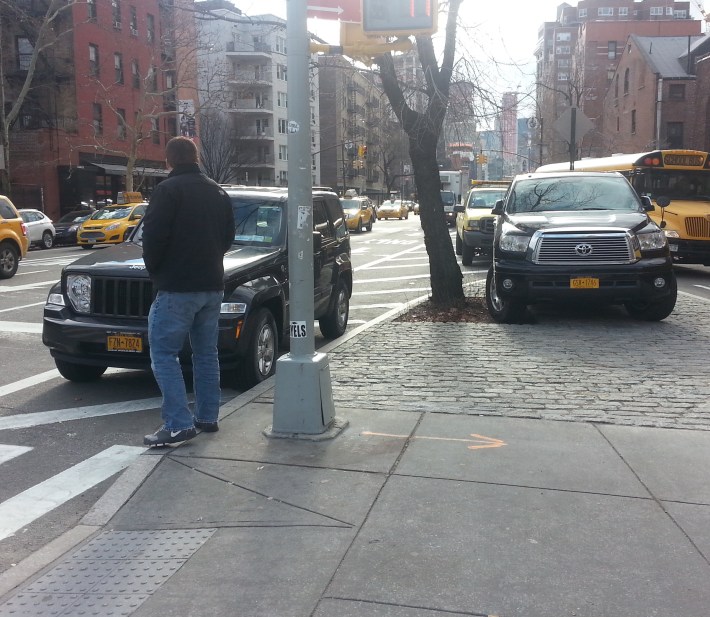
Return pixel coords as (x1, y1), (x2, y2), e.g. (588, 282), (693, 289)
(1, 292), (710, 616)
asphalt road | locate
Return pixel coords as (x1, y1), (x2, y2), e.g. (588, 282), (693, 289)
(1, 216), (709, 574)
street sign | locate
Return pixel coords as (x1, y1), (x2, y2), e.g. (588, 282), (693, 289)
(307, 0), (361, 22)
(553, 107), (594, 143)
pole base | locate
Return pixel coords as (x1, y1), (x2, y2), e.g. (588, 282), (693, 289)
(263, 416), (349, 441)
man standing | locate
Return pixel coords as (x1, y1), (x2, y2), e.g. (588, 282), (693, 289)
(142, 136), (235, 446)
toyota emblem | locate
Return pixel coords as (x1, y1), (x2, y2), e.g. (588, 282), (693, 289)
(574, 243), (593, 256)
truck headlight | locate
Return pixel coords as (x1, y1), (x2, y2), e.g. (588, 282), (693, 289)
(637, 231), (667, 250)
(466, 219), (480, 230)
(221, 302), (247, 314)
(499, 232), (530, 252)
(66, 274), (92, 313)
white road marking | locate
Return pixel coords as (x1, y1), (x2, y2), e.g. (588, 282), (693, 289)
(0, 370), (61, 398)
(354, 243), (425, 272)
(0, 397), (162, 431)
(350, 303), (404, 309)
(0, 281), (55, 293)
(14, 270), (49, 276)
(0, 445), (32, 465)
(355, 273), (431, 283)
(353, 287), (432, 296)
(0, 322), (42, 334)
(0, 445), (144, 541)
(0, 302), (45, 314)
(692, 284), (710, 291)
(363, 263), (430, 270)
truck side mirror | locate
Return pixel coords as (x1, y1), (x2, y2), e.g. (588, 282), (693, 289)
(640, 195), (655, 211)
(491, 199), (505, 215)
(453, 204), (464, 213)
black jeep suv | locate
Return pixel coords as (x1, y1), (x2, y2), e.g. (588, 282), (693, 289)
(42, 187), (352, 389)
(486, 172), (677, 323)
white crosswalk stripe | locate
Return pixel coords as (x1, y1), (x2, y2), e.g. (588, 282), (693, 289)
(0, 445), (32, 465)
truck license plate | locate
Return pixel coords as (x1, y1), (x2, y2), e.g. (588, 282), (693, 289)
(570, 277), (599, 289)
(107, 333), (143, 352)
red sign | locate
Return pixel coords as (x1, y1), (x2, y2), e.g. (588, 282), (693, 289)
(307, 0), (361, 22)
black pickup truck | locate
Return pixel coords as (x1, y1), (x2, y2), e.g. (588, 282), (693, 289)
(42, 187), (352, 389)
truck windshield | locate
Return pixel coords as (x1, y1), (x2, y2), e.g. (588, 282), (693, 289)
(440, 191), (455, 205)
(508, 177), (640, 214)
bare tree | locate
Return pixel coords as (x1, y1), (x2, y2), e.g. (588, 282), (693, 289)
(376, 0), (464, 306)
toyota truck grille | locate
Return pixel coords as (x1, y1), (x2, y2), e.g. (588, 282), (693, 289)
(533, 232), (634, 265)
(92, 277), (154, 318)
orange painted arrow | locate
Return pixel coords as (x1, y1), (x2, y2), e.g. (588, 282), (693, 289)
(361, 431), (506, 451)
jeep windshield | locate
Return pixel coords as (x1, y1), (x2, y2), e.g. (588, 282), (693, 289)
(507, 176), (640, 214)
(230, 198), (285, 247)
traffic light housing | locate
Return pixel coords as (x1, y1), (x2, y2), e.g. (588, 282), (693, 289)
(362, 0), (438, 37)
(479, 154), (488, 164)
(362, 146), (368, 158)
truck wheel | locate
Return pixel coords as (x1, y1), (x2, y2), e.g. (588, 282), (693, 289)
(0, 243), (19, 279)
(356, 218), (363, 233)
(366, 216), (373, 232)
(319, 279), (349, 339)
(55, 359), (107, 382)
(41, 231), (54, 249)
(625, 277), (677, 321)
(461, 243), (474, 266)
(238, 308), (278, 389)
(455, 233), (462, 255)
(485, 267), (526, 323)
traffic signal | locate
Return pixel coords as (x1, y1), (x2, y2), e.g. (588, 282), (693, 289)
(479, 154), (488, 164)
(362, 0), (438, 36)
(357, 145), (364, 158)
(362, 146), (368, 158)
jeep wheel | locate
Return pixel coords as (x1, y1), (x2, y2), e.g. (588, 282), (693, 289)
(0, 243), (19, 279)
(461, 243), (474, 266)
(485, 267), (526, 323)
(55, 359), (107, 382)
(625, 277), (677, 321)
(238, 308), (278, 389)
(455, 233), (462, 256)
(41, 231), (54, 249)
(319, 279), (349, 339)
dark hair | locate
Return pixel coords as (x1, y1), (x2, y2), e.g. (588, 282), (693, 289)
(165, 136), (198, 167)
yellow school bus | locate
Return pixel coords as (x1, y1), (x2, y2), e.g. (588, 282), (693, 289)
(537, 150), (710, 265)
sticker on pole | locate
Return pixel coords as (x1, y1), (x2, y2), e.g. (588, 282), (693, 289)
(297, 205), (309, 229)
(290, 321), (307, 338)
(287, 120), (300, 134)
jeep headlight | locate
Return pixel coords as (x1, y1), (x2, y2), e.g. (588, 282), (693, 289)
(66, 274), (92, 313)
(105, 223), (120, 231)
(637, 231), (668, 250)
(221, 302), (247, 315)
(499, 230), (530, 252)
(46, 283), (65, 307)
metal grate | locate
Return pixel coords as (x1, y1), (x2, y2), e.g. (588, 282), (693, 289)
(92, 277), (154, 318)
(685, 217), (710, 238)
(534, 232), (634, 265)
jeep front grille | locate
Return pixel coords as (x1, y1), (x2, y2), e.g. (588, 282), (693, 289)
(685, 217), (710, 238)
(92, 277), (154, 318)
(533, 232), (634, 265)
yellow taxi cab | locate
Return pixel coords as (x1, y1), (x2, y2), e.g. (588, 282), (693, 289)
(341, 196), (375, 232)
(77, 192), (146, 249)
(377, 197), (409, 220)
(455, 180), (510, 265)
(0, 195), (30, 279)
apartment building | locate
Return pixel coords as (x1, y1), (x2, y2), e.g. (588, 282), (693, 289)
(535, 0), (699, 163)
(1, 0), (187, 218)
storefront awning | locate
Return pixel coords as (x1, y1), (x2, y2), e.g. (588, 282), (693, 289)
(91, 163), (168, 178)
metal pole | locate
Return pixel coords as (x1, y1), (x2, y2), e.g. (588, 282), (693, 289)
(569, 107), (576, 171)
(268, 0), (344, 439)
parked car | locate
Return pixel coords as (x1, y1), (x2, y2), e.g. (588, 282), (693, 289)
(486, 172), (676, 323)
(0, 196), (29, 279)
(43, 187), (353, 389)
(18, 209), (55, 249)
(455, 181), (510, 265)
(77, 201), (146, 248)
(341, 196), (375, 232)
(53, 209), (95, 245)
(377, 198), (409, 220)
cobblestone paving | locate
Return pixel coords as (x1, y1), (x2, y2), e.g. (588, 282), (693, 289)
(327, 292), (710, 430)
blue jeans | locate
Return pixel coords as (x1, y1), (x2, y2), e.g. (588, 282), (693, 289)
(148, 290), (223, 430)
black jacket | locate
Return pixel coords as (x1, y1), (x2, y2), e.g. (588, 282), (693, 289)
(142, 164), (235, 292)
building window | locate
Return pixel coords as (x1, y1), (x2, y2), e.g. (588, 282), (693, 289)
(598, 7), (613, 16)
(279, 170), (288, 185)
(117, 108), (126, 140)
(114, 53), (123, 84)
(674, 10), (687, 18)
(275, 36), (286, 54)
(614, 74), (619, 97)
(578, 8), (587, 17)
(623, 68), (630, 94)
(630, 109), (636, 134)
(111, 0), (121, 29)
(557, 58), (570, 67)
(130, 6), (138, 36)
(278, 119), (287, 134)
(151, 118), (160, 144)
(16, 37), (33, 71)
(132, 60), (140, 88)
(618, 7), (628, 16)
(608, 41), (617, 59)
(147, 14), (155, 43)
(256, 118), (269, 135)
(665, 6), (673, 15)
(88, 0), (97, 20)
(669, 83), (686, 100)
(607, 69), (615, 82)
(149, 65), (158, 92)
(276, 64), (287, 80)
(92, 103), (103, 135)
(555, 46), (570, 55)
(556, 32), (571, 42)
(279, 145), (288, 161)
(277, 91), (287, 107)
(650, 7), (663, 15)
(667, 122), (684, 147)
(165, 71), (175, 90)
(557, 72), (569, 81)
(89, 44), (99, 77)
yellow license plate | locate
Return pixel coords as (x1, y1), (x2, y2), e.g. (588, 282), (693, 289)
(107, 333), (143, 352)
(570, 277), (599, 289)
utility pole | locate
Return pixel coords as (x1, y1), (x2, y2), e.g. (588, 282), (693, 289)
(267, 0), (346, 440)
